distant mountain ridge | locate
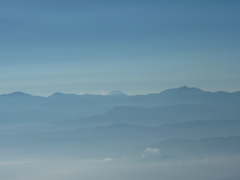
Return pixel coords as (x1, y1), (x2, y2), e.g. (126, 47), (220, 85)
(0, 86), (240, 165)
(107, 90), (126, 96)
(68, 102), (240, 128)
(0, 86), (239, 124)
(1, 86), (238, 98)
(2, 91), (32, 97)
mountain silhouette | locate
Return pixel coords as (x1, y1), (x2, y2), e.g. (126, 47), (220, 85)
(0, 86), (239, 124)
(107, 90), (126, 96)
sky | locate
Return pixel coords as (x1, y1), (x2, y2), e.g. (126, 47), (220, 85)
(1, 0), (240, 96)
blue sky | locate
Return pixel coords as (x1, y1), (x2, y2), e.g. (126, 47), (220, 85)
(1, 0), (240, 96)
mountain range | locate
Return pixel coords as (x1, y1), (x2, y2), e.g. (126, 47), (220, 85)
(0, 86), (240, 164)
(0, 86), (240, 124)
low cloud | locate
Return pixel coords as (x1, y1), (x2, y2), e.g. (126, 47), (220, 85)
(142, 148), (161, 158)
(100, 91), (107, 95)
(144, 148), (160, 154)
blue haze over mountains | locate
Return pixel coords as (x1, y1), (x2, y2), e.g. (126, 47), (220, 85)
(1, 86), (240, 180)
(1, 1), (240, 179)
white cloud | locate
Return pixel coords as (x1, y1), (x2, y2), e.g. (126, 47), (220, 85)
(144, 148), (160, 154)
(141, 148), (161, 158)
(100, 91), (107, 95)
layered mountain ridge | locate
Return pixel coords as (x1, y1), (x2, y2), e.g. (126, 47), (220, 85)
(0, 86), (240, 162)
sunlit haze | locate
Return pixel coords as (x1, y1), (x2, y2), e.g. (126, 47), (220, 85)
(1, 0), (240, 96)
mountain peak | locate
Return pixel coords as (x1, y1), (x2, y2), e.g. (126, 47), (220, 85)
(180, 85), (189, 89)
(50, 92), (66, 97)
(161, 86), (203, 94)
(177, 86), (202, 91)
(2, 91), (31, 97)
(107, 90), (126, 96)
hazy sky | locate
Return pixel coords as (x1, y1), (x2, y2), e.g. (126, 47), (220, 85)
(1, 0), (240, 96)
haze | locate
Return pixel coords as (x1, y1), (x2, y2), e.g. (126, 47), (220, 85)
(1, 1), (240, 180)
(1, 0), (240, 95)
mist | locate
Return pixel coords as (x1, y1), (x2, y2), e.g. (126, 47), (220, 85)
(1, 155), (240, 180)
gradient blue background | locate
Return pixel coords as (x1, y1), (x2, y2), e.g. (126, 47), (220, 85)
(1, 0), (240, 96)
